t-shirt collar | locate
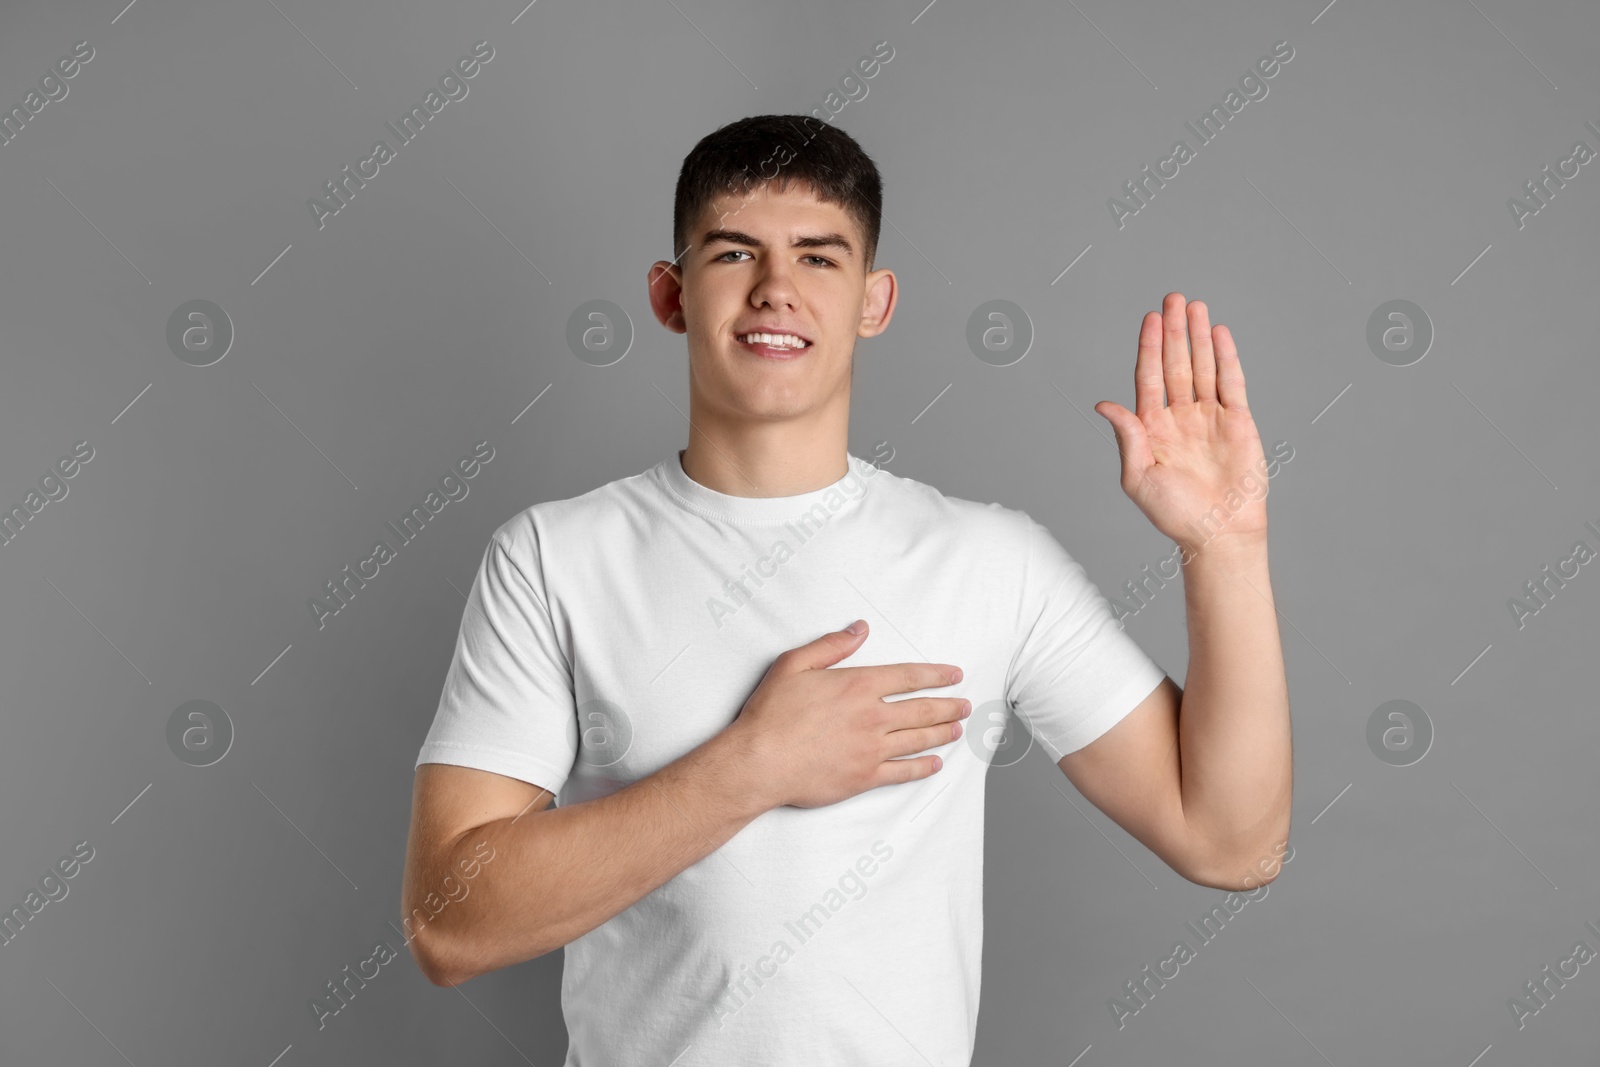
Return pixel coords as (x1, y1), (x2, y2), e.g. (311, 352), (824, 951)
(655, 448), (875, 526)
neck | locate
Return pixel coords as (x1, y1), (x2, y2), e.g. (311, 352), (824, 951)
(679, 414), (850, 498)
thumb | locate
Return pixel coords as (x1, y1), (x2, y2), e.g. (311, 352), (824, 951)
(785, 619), (869, 673)
(1093, 401), (1151, 479)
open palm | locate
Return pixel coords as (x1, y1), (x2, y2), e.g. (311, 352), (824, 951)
(1093, 293), (1269, 556)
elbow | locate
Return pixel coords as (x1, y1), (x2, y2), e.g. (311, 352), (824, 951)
(406, 915), (560, 986)
(1183, 858), (1279, 892)
(1179, 810), (1294, 891)
(1185, 833), (1294, 892)
(420, 958), (471, 989)
(423, 966), (467, 989)
(406, 922), (477, 988)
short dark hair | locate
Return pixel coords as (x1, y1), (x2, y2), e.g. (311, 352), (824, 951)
(672, 114), (884, 273)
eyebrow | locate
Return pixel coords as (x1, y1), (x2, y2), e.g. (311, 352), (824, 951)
(700, 228), (855, 259)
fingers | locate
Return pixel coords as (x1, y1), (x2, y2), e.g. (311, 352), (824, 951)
(858, 661), (963, 695)
(874, 754), (943, 786)
(882, 722), (964, 760)
(881, 696), (970, 733)
(780, 621), (870, 673)
(1161, 292), (1194, 407)
(1187, 300), (1218, 403)
(1213, 323), (1249, 410)
(1133, 310), (1165, 417)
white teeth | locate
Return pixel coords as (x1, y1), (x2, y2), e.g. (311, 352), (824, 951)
(739, 332), (808, 349)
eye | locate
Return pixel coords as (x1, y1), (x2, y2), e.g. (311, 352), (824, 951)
(712, 250), (835, 267)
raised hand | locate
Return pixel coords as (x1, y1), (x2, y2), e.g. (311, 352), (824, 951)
(1093, 292), (1269, 556)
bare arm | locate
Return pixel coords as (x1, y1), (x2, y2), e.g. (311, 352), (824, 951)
(1060, 539), (1291, 889)
(1173, 535), (1291, 875)
(1067, 294), (1292, 888)
(401, 622), (966, 987)
(401, 725), (771, 987)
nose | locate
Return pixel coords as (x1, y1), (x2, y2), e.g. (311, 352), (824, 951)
(749, 256), (800, 312)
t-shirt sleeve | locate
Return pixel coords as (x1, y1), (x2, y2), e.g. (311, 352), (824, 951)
(1005, 516), (1168, 762)
(414, 529), (579, 799)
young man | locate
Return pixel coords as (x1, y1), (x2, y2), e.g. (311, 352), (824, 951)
(402, 114), (1292, 1064)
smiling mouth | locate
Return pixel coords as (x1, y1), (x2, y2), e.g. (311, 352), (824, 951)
(734, 332), (813, 359)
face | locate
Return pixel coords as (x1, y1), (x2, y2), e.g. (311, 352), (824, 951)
(647, 180), (897, 426)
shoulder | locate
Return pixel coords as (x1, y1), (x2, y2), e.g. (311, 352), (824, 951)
(864, 459), (1042, 557)
(486, 461), (658, 563)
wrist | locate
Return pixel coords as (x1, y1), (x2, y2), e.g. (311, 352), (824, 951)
(1179, 530), (1268, 568)
(710, 719), (784, 817)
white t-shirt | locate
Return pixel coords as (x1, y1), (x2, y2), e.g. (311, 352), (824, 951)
(415, 450), (1167, 1066)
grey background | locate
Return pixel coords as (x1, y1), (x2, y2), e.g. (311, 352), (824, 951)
(1, 0), (1596, 1063)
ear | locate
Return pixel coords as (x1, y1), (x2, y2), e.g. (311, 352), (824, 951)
(857, 266), (898, 339)
(647, 260), (687, 334)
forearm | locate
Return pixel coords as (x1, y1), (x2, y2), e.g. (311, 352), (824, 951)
(1176, 533), (1292, 877)
(417, 726), (773, 985)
